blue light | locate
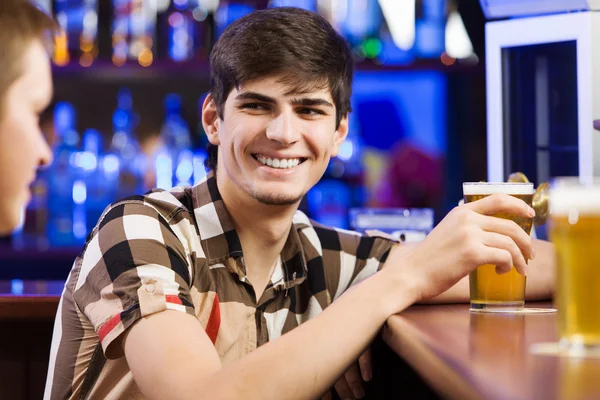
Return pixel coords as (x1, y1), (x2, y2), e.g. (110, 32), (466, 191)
(54, 102), (75, 133)
(102, 154), (120, 174)
(11, 279), (24, 295)
(79, 152), (98, 171)
(117, 88), (132, 110)
(113, 109), (129, 129)
(156, 153), (173, 190)
(83, 129), (102, 154)
(73, 204), (87, 239)
(176, 153), (194, 183)
(173, 0), (188, 10)
(73, 180), (87, 205)
(269, 0), (316, 11)
(215, 3), (255, 32)
(337, 140), (354, 161)
(165, 93), (181, 112)
(193, 152), (207, 184)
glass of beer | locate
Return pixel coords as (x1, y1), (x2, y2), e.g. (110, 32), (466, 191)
(463, 182), (534, 311)
(549, 178), (600, 355)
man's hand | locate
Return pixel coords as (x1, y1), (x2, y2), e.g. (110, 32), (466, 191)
(381, 193), (536, 311)
(323, 349), (371, 400)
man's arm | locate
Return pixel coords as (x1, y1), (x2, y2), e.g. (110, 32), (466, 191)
(123, 194), (536, 400)
(422, 238), (555, 304)
(124, 271), (413, 400)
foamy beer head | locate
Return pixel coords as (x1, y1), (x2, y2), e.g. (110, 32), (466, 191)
(549, 178), (600, 349)
(550, 178), (600, 217)
(463, 182), (534, 199)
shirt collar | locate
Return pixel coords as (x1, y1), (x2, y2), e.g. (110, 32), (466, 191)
(191, 170), (307, 289)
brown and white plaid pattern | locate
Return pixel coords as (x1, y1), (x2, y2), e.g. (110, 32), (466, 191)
(44, 171), (397, 399)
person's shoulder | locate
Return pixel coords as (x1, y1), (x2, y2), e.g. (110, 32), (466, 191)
(97, 187), (193, 225)
(292, 210), (362, 249)
(293, 210), (399, 250)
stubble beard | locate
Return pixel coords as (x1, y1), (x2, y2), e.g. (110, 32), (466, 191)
(250, 190), (304, 206)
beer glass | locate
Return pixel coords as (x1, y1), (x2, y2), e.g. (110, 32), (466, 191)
(549, 178), (600, 354)
(463, 182), (534, 311)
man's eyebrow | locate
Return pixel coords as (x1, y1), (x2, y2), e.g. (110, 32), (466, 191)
(235, 92), (276, 103)
(291, 97), (333, 108)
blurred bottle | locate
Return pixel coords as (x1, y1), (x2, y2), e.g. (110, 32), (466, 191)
(167, 0), (195, 62)
(111, 0), (129, 66)
(110, 88), (146, 199)
(78, 129), (113, 232)
(130, 0), (156, 67)
(156, 94), (192, 189)
(53, 0), (98, 66)
(46, 102), (80, 247)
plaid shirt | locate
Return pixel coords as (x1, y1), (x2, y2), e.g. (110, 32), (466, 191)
(44, 172), (396, 399)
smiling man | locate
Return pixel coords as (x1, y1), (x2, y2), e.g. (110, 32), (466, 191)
(45, 7), (553, 400)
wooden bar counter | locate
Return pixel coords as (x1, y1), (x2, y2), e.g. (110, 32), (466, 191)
(382, 303), (600, 400)
(0, 283), (61, 399)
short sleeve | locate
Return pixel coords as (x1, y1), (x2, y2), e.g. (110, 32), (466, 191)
(72, 199), (195, 359)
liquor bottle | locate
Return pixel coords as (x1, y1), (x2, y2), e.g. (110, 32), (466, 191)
(80, 129), (113, 232)
(156, 94), (192, 189)
(46, 102), (80, 247)
(110, 88), (146, 199)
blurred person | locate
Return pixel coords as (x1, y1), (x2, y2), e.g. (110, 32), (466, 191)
(0, 0), (55, 235)
(46, 7), (554, 400)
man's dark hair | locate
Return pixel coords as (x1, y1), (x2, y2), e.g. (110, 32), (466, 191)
(205, 7), (354, 170)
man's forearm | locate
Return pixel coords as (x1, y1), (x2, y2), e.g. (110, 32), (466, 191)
(525, 238), (555, 300)
(199, 272), (417, 400)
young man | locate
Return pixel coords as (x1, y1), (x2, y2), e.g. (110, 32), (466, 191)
(0, 0), (55, 235)
(45, 7), (552, 400)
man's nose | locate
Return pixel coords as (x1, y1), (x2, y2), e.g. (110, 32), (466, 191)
(266, 111), (300, 145)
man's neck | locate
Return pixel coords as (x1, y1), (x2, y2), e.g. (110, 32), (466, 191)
(216, 170), (299, 277)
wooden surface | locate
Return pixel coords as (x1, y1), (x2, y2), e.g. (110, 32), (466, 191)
(0, 295), (60, 320)
(0, 294), (59, 399)
(383, 303), (600, 400)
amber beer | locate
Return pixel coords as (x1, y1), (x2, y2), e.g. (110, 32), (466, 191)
(463, 182), (534, 311)
(549, 179), (600, 352)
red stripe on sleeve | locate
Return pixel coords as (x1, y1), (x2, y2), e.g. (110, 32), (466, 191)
(98, 313), (122, 343)
(205, 294), (221, 344)
(165, 294), (183, 305)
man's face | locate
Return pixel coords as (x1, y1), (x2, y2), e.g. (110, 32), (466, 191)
(205, 76), (348, 207)
(0, 40), (53, 235)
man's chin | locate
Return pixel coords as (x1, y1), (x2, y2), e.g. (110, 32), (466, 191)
(252, 192), (304, 206)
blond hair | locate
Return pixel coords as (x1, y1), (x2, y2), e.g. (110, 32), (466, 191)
(0, 0), (57, 115)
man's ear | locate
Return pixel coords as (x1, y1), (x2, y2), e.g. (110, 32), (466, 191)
(202, 94), (220, 145)
(330, 114), (349, 157)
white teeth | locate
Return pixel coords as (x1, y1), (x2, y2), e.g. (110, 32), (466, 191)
(256, 155), (302, 169)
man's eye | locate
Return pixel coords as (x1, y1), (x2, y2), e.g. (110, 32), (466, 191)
(242, 103), (267, 110)
(298, 108), (324, 115)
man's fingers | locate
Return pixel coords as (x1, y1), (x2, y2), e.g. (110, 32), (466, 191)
(358, 348), (372, 382)
(333, 376), (354, 400)
(320, 391), (333, 400)
(481, 232), (528, 275)
(466, 193), (535, 219)
(345, 363), (365, 399)
(482, 246), (524, 275)
(476, 212), (534, 260)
